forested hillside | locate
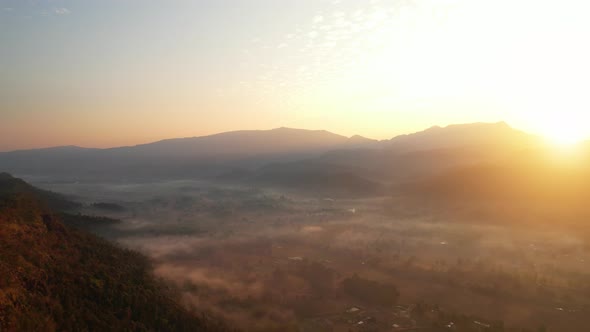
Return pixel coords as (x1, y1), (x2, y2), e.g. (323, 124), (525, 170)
(0, 173), (229, 331)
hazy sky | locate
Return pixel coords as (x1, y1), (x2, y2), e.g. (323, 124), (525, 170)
(1, 0), (589, 151)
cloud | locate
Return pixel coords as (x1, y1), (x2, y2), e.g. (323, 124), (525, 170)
(54, 8), (70, 15)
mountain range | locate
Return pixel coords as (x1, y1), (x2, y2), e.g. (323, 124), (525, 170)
(0, 127), (378, 179)
(0, 122), (539, 182)
(3, 121), (588, 200)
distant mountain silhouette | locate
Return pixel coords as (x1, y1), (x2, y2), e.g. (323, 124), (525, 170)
(0, 128), (376, 180)
(384, 122), (540, 152)
(127, 127), (375, 156)
(258, 122), (542, 186)
(0, 122), (545, 186)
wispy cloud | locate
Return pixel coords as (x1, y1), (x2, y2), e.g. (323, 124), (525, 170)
(54, 7), (70, 15)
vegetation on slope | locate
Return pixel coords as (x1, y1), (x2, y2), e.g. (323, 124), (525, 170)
(0, 172), (80, 211)
(0, 173), (229, 331)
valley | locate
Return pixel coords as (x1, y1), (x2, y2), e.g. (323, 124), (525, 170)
(27, 176), (590, 331)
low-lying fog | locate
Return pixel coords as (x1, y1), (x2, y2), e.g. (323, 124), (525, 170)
(28, 177), (590, 331)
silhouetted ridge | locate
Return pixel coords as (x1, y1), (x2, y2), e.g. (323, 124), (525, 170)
(0, 122), (542, 183)
(0, 172), (80, 211)
(385, 121), (538, 152)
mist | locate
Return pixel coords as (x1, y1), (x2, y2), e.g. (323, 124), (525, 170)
(26, 174), (590, 331)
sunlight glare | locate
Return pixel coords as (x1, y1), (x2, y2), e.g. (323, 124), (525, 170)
(322, 0), (590, 138)
(543, 124), (587, 146)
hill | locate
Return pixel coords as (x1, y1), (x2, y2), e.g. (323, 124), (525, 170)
(250, 163), (384, 197)
(0, 173), (229, 331)
(396, 146), (590, 227)
(0, 172), (80, 211)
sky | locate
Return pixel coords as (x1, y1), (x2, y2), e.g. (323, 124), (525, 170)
(1, 0), (590, 151)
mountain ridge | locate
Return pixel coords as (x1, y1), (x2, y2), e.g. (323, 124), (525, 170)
(0, 127), (371, 153)
(1, 122), (534, 154)
(0, 122), (544, 182)
(384, 121), (540, 152)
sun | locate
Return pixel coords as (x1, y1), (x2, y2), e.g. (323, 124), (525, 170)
(542, 124), (587, 147)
